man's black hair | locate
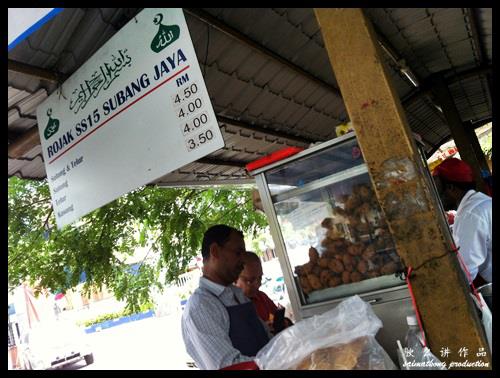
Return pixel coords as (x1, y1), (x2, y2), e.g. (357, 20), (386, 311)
(201, 224), (243, 260)
(243, 251), (261, 264)
(440, 176), (476, 193)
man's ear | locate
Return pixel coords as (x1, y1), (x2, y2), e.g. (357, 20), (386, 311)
(209, 242), (220, 260)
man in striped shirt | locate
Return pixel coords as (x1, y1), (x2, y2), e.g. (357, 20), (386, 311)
(181, 225), (271, 369)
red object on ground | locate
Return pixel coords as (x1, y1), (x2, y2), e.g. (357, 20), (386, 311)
(55, 292), (65, 300)
(220, 361), (259, 370)
(446, 211), (455, 225)
(245, 147), (304, 172)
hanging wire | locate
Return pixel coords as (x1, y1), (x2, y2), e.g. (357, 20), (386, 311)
(57, 76), (67, 100)
(203, 23), (210, 77)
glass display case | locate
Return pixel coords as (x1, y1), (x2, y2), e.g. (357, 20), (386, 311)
(248, 132), (453, 363)
(249, 133), (408, 317)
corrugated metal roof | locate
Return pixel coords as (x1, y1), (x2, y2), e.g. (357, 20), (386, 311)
(8, 8), (492, 185)
(203, 8), (339, 88)
(450, 75), (491, 123)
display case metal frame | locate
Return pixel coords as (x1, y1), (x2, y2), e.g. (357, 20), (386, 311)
(251, 133), (412, 321)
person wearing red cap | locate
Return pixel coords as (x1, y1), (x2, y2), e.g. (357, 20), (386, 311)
(432, 158), (492, 285)
(236, 252), (293, 334)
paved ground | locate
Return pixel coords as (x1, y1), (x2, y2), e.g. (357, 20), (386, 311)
(65, 312), (196, 370)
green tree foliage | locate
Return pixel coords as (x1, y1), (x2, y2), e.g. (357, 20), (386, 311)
(8, 177), (268, 311)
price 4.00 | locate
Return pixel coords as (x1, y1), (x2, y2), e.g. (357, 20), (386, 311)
(182, 112), (209, 135)
(178, 97), (203, 118)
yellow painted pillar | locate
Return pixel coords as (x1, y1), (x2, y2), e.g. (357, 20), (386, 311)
(315, 8), (490, 369)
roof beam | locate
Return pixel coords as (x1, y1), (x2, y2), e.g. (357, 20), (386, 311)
(466, 9), (487, 67)
(9, 170), (45, 181)
(466, 8), (492, 107)
(183, 8), (342, 99)
(8, 106), (37, 120)
(216, 115), (315, 145)
(155, 178), (254, 188)
(8, 59), (66, 83)
(8, 131), (24, 144)
(426, 117), (492, 157)
(431, 75), (489, 194)
(8, 127), (41, 159)
(196, 157), (246, 168)
(401, 64), (492, 107)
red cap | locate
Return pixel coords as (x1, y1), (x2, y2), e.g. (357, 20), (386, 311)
(432, 158), (474, 183)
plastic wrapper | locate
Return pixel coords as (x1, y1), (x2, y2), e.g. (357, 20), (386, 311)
(471, 292), (491, 353)
(255, 295), (396, 370)
(398, 329), (446, 370)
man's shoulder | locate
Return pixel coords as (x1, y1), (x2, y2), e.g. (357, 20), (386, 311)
(463, 193), (491, 217)
(188, 286), (216, 305)
(182, 287), (228, 327)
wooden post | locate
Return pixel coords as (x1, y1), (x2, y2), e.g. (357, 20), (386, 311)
(431, 76), (489, 194)
(314, 8), (490, 369)
(463, 122), (491, 176)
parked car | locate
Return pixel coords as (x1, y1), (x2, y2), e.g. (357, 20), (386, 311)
(261, 276), (288, 304)
(18, 321), (94, 370)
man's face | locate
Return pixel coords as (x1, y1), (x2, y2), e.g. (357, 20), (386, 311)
(433, 176), (456, 211)
(236, 261), (263, 298)
(213, 231), (246, 285)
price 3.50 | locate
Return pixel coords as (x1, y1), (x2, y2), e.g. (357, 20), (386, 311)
(186, 129), (214, 151)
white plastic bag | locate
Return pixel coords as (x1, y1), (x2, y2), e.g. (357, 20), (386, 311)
(255, 295), (396, 370)
(397, 338), (446, 369)
(470, 292), (492, 353)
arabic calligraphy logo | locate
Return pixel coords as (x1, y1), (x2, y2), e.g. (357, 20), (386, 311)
(44, 108), (60, 140)
(150, 13), (180, 53)
(69, 48), (132, 114)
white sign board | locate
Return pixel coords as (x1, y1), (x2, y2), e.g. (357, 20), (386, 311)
(8, 8), (62, 50)
(36, 8), (225, 229)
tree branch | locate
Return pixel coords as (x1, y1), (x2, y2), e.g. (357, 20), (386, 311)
(43, 207), (53, 229)
(215, 198), (252, 223)
(180, 189), (205, 211)
(11, 197), (51, 211)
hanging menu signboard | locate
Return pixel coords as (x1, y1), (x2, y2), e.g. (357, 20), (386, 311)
(36, 8), (224, 229)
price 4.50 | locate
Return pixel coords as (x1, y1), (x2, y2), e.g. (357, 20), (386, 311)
(172, 83), (199, 107)
(181, 112), (209, 135)
(186, 129), (214, 151)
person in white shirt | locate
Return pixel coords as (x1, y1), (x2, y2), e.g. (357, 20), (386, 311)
(432, 158), (492, 285)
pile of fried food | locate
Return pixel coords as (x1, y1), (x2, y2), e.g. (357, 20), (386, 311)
(293, 336), (388, 370)
(294, 184), (404, 295)
(332, 183), (386, 238)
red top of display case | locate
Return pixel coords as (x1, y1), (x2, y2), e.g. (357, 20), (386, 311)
(245, 147), (304, 172)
